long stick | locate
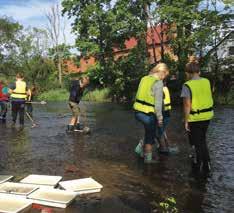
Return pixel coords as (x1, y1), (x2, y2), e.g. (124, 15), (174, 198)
(26, 101), (47, 105)
(25, 112), (36, 127)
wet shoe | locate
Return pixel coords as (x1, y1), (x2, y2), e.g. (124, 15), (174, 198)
(144, 153), (158, 164)
(135, 139), (144, 158)
(74, 123), (83, 132)
(67, 125), (74, 132)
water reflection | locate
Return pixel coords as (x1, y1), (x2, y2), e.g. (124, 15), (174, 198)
(0, 103), (233, 213)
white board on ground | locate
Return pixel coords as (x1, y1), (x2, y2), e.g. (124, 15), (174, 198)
(0, 194), (32, 213)
(27, 188), (77, 208)
(0, 175), (13, 184)
(20, 174), (62, 187)
(59, 178), (103, 195)
(0, 182), (38, 197)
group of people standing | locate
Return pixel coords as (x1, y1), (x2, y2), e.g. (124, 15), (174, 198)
(133, 58), (214, 174)
(0, 73), (36, 126)
(1, 58), (214, 175)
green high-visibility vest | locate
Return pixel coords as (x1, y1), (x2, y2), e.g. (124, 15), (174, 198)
(133, 75), (159, 114)
(11, 80), (27, 99)
(185, 78), (214, 122)
(163, 86), (171, 111)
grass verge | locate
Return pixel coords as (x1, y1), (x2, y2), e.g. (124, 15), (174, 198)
(38, 88), (111, 102)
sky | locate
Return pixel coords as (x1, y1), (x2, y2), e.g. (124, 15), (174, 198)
(0, 0), (76, 45)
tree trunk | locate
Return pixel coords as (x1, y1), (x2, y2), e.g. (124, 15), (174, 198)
(160, 21), (164, 62)
(58, 57), (62, 87)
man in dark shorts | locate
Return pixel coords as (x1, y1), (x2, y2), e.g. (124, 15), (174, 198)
(67, 76), (89, 132)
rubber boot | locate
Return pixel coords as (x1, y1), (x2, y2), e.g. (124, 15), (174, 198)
(202, 161), (211, 174)
(144, 152), (158, 164)
(135, 139), (144, 158)
(67, 125), (74, 132)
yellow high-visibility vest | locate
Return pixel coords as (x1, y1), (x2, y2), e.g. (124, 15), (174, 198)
(11, 80), (27, 99)
(163, 86), (171, 111)
(133, 75), (159, 114)
(185, 78), (214, 122)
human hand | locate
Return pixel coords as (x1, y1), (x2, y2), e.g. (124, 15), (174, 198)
(158, 119), (163, 127)
(185, 121), (190, 132)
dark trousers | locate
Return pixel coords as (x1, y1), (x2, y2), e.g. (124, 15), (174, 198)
(26, 103), (33, 117)
(12, 101), (25, 125)
(0, 101), (8, 119)
(135, 111), (156, 145)
(188, 120), (210, 167)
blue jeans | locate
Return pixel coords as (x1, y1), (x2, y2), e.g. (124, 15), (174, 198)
(135, 111), (156, 145)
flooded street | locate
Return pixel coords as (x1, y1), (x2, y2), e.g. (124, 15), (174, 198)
(0, 102), (233, 213)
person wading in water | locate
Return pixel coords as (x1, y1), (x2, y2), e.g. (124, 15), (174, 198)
(133, 63), (169, 163)
(67, 76), (90, 132)
(181, 56), (214, 174)
(9, 73), (31, 127)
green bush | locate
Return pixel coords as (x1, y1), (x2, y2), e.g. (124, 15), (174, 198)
(38, 87), (111, 102)
(38, 89), (68, 101)
(83, 88), (111, 102)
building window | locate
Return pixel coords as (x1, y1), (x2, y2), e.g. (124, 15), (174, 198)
(229, 46), (234, 56)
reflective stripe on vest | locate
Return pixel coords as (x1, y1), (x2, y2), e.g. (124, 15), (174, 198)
(163, 86), (171, 111)
(133, 75), (158, 114)
(11, 81), (27, 99)
(185, 78), (214, 122)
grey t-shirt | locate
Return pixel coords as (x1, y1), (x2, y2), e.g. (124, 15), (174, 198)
(181, 76), (201, 98)
(151, 79), (163, 120)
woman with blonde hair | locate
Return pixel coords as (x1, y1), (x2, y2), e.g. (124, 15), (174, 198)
(133, 63), (169, 163)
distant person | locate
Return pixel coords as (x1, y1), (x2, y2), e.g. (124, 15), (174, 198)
(9, 73), (31, 126)
(181, 57), (214, 174)
(157, 80), (172, 153)
(133, 63), (169, 163)
(0, 80), (10, 123)
(26, 84), (37, 117)
(67, 76), (90, 132)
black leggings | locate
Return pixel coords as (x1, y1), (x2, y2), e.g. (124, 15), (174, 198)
(12, 101), (25, 125)
(188, 120), (210, 165)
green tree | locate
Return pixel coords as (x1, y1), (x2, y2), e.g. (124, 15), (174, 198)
(151, 0), (230, 79)
(62, 0), (152, 100)
(0, 17), (22, 76)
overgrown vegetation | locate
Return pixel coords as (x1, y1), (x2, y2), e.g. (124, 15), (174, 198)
(0, 1), (233, 103)
(62, 0), (233, 103)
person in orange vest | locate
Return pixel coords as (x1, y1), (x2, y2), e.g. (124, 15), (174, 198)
(0, 80), (10, 123)
(8, 73), (31, 126)
(181, 57), (214, 173)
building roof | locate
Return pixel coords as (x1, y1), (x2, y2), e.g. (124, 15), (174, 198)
(113, 24), (170, 53)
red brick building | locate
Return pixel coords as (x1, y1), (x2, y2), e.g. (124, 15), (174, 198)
(64, 24), (174, 73)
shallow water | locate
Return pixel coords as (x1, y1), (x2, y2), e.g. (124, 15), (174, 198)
(0, 102), (233, 213)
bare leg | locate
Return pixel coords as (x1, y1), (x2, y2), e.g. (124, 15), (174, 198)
(69, 116), (78, 126)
